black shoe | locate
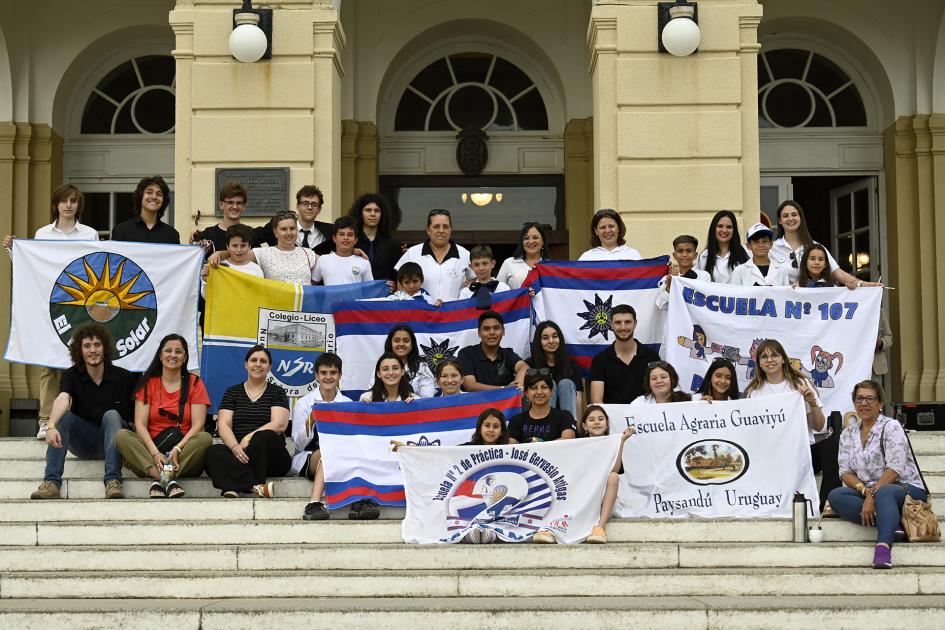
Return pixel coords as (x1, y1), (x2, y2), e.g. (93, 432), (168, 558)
(347, 499), (364, 519)
(356, 499), (380, 520)
(303, 501), (330, 521)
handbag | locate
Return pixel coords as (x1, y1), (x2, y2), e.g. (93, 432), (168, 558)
(881, 421), (941, 542)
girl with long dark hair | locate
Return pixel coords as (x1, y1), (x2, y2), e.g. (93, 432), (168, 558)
(360, 353), (417, 402)
(384, 325), (436, 397)
(347, 192), (402, 281)
(527, 321), (583, 416)
(497, 221), (549, 288)
(697, 210), (749, 283)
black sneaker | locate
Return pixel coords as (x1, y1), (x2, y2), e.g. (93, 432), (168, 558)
(303, 501), (330, 521)
(347, 499), (364, 519)
(357, 499), (380, 520)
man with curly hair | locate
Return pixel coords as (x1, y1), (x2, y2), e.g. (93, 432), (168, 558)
(30, 323), (137, 500)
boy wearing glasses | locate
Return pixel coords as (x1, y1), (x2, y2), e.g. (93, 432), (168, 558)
(191, 181), (260, 253)
(254, 185), (334, 255)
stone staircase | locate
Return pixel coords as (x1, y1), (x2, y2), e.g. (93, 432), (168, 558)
(0, 435), (944, 629)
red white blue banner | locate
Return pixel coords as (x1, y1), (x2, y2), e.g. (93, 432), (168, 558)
(314, 387), (522, 509)
(399, 435), (622, 544)
(333, 289), (532, 395)
(527, 258), (669, 376)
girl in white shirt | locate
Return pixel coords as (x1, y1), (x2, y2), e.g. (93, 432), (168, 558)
(742, 338), (826, 443)
(359, 353), (418, 402)
(578, 209), (642, 261)
(696, 210), (749, 284)
(630, 361), (693, 405)
(384, 325), (436, 398)
(497, 221), (548, 288)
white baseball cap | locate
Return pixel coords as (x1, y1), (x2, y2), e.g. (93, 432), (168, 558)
(746, 223), (774, 241)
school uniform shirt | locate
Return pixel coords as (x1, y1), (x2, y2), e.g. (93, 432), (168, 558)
(383, 289), (438, 305)
(729, 260), (790, 287)
(496, 257), (540, 289)
(34, 221), (100, 241)
(629, 394), (658, 406)
(655, 268), (712, 309)
(135, 374), (211, 439)
(296, 221), (327, 251)
(358, 392), (416, 402)
(200, 260), (263, 298)
(408, 362), (437, 398)
(290, 387), (351, 475)
(770, 238), (840, 285)
(395, 241), (474, 301)
(253, 246), (317, 285)
(578, 244), (643, 261)
(219, 382), (290, 442)
(744, 378), (825, 443)
(697, 249), (744, 284)
(311, 252), (374, 285)
(508, 408), (576, 442)
(456, 278), (511, 300)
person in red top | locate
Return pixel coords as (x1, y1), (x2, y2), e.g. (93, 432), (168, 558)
(115, 334), (212, 498)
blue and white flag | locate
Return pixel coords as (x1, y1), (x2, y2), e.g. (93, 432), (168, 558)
(5, 240), (202, 371)
(315, 388), (522, 509)
(399, 434), (622, 544)
(527, 258), (669, 376)
(333, 289), (531, 395)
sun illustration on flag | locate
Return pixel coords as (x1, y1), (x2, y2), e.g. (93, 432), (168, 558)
(577, 293), (614, 340)
(49, 252), (157, 351)
(420, 338), (459, 371)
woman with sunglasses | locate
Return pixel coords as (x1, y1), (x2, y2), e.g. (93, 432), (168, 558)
(507, 370), (577, 443)
(578, 209), (642, 261)
(116, 334), (211, 499)
(631, 361), (692, 405)
(692, 358), (740, 401)
(205, 345), (291, 498)
(395, 209), (474, 302)
(497, 222), (549, 289)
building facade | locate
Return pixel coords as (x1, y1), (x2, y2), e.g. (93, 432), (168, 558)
(1, 0), (944, 430)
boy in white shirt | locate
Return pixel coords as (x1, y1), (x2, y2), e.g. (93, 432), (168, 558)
(387, 262), (437, 305)
(200, 224), (263, 297)
(297, 352), (352, 521)
(730, 223), (790, 287)
(656, 234), (712, 310)
(457, 245), (511, 308)
(311, 216), (374, 285)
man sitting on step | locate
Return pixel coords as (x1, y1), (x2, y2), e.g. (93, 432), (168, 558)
(30, 323), (137, 500)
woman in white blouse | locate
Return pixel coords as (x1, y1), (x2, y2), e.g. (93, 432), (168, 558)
(578, 209), (642, 261)
(384, 325), (436, 398)
(696, 211), (749, 284)
(394, 209), (473, 302)
(497, 222), (548, 288)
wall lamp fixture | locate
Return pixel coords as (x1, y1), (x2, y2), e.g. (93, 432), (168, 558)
(229, 1), (273, 63)
(658, 0), (701, 57)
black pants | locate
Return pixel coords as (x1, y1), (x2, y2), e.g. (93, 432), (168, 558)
(811, 433), (841, 511)
(204, 430), (291, 492)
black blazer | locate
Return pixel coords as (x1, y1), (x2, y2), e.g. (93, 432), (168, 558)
(357, 233), (403, 281)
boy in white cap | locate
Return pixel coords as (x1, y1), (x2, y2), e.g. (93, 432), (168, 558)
(729, 223), (790, 287)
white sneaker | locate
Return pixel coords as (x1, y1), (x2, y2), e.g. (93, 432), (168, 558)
(36, 422), (48, 440)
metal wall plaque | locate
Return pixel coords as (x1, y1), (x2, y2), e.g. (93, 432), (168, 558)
(214, 167), (290, 217)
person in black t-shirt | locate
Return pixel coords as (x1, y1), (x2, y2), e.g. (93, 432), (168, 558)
(527, 321), (583, 417)
(588, 304), (660, 405)
(507, 371), (576, 443)
(204, 345), (291, 498)
(191, 181), (260, 254)
(110, 175), (179, 244)
(458, 311), (528, 391)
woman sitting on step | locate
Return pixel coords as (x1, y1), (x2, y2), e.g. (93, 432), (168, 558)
(827, 380), (928, 569)
(115, 334), (212, 499)
(204, 345), (291, 498)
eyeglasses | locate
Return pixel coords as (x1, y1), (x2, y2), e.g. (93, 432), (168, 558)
(157, 407), (180, 421)
(221, 200), (246, 207)
(297, 201), (321, 209)
(854, 395), (880, 404)
(526, 367), (551, 377)
(758, 353), (781, 361)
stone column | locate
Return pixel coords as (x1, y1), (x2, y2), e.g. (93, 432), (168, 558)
(169, 0), (346, 234)
(587, 0), (763, 255)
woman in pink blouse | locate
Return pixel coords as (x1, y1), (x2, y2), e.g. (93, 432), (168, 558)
(828, 380), (927, 569)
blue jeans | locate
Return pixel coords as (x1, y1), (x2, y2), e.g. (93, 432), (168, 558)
(550, 379), (579, 419)
(44, 410), (126, 485)
(827, 483), (928, 545)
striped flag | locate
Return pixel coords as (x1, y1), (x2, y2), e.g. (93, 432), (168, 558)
(333, 288), (532, 396)
(527, 258), (669, 377)
(315, 388), (522, 508)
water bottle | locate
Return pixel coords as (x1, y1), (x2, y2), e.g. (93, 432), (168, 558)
(792, 492), (813, 542)
(160, 457), (174, 488)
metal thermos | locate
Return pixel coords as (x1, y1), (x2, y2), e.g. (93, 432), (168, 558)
(792, 492), (813, 542)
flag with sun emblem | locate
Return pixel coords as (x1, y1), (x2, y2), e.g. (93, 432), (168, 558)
(5, 240), (203, 371)
(526, 258), (669, 376)
(333, 289), (532, 396)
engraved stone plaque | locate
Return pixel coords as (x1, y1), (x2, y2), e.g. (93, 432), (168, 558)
(215, 168), (290, 217)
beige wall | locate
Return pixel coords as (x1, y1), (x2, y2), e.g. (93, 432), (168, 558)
(340, 120), (379, 213)
(588, 0), (763, 257)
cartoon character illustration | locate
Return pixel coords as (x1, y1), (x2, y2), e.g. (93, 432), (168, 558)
(677, 324), (712, 361)
(808, 346), (843, 388)
(788, 358), (812, 381)
(471, 473), (529, 523)
(733, 338), (764, 380)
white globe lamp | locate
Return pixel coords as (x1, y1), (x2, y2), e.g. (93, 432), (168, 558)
(661, 4), (701, 57)
(229, 11), (268, 63)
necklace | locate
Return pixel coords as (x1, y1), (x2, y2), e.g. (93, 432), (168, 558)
(244, 381), (267, 401)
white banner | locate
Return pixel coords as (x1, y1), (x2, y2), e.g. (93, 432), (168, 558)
(399, 435), (622, 544)
(666, 278), (882, 412)
(5, 240), (203, 371)
(604, 393), (819, 518)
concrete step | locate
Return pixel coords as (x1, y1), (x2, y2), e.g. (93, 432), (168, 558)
(3, 517), (944, 546)
(3, 567), (945, 599)
(0, 542), (943, 573)
(0, 596), (943, 629)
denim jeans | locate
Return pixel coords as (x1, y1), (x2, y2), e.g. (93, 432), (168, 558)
(44, 410), (126, 485)
(827, 483), (928, 545)
(550, 379), (579, 419)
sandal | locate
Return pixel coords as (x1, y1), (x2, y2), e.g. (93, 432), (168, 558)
(149, 482), (167, 499)
(166, 481), (185, 499)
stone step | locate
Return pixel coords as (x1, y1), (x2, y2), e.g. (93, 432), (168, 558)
(3, 517), (944, 547)
(0, 596), (943, 629)
(0, 542), (943, 573)
(2, 567), (945, 599)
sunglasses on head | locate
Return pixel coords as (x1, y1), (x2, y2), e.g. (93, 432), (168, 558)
(647, 361), (671, 370)
(158, 407), (179, 421)
(790, 251), (798, 269)
(526, 367), (551, 377)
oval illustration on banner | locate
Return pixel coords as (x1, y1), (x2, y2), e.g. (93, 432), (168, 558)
(676, 439), (749, 485)
(49, 252), (157, 358)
